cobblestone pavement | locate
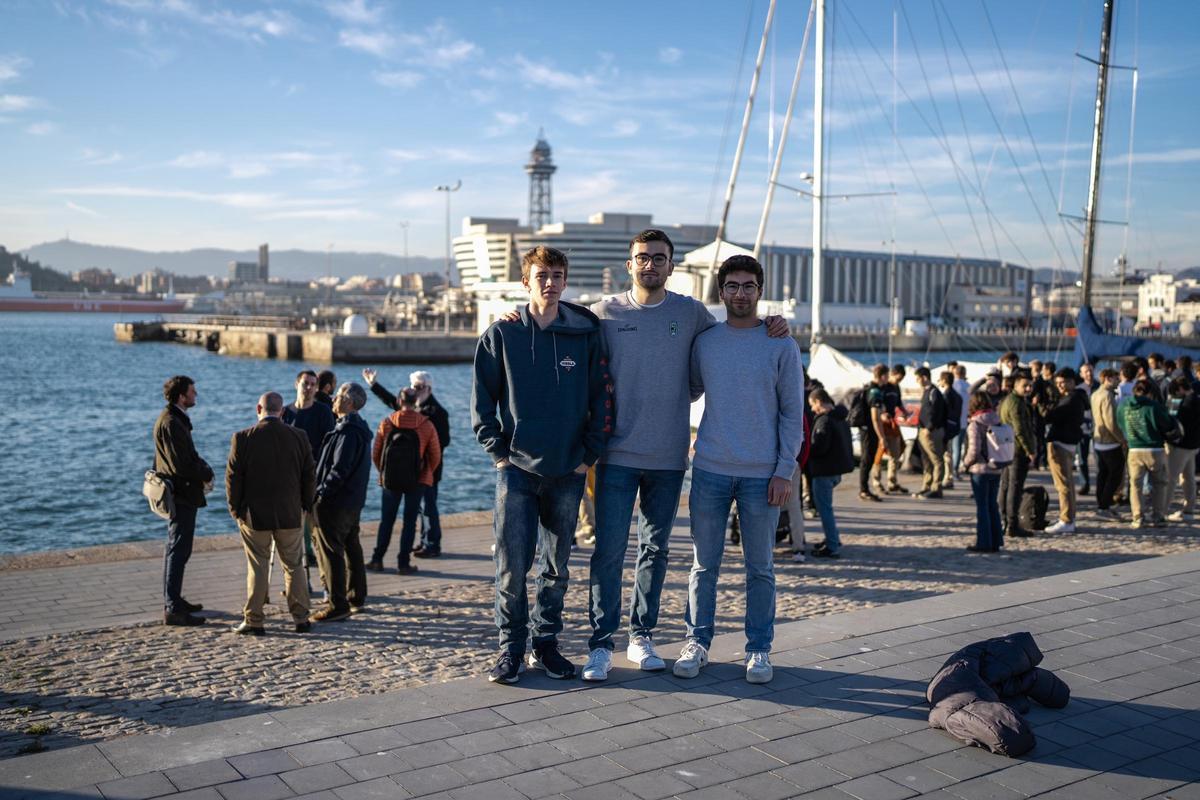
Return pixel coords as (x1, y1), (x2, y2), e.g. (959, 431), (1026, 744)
(2, 477), (1198, 760)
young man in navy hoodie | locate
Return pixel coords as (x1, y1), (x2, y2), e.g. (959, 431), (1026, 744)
(472, 245), (611, 684)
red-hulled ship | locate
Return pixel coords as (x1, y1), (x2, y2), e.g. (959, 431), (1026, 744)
(0, 271), (187, 313)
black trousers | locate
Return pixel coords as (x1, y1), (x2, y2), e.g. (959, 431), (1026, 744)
(314, 502), (367, 611)
(1095, 446), (1125, 510)
(999, 457), (1029, 532)
(859, 426), (880, 493)
(1078, 436), (1092, 488)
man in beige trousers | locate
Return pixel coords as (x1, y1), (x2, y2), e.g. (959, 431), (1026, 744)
(226, 391), (316, 635)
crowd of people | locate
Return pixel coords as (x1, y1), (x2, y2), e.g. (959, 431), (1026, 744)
(149, 227), (1197, 688)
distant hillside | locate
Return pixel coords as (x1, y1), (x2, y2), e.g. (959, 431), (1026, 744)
(18, 239), (443, 281)
(0, 247), (80, 291)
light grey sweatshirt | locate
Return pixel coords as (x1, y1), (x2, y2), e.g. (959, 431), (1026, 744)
(690, 321), (806, 480)
(592, 291), (716, 471)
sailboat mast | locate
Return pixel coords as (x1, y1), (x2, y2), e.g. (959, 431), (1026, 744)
(1081, 0), (1116, 308)
(811, 0), (827, 342)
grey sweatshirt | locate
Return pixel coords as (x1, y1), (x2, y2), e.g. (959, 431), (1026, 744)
(592, 291), (716, 471)
(690, 321), (806, 480)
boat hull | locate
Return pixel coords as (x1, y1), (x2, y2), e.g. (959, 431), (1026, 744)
(0, 297), (187, 313)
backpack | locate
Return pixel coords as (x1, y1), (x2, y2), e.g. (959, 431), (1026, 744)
(1019, 486), (1049, 531)
(985, 423), (1016, 468)
(381, 427), (422, 493)
(846, 383), (870, 428)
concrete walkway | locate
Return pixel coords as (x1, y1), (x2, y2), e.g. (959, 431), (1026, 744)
(3, 550), (1198, 798)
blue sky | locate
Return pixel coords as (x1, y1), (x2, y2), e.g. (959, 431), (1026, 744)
(1, 0), (1197, 276)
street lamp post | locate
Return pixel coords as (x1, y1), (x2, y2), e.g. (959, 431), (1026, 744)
(436, 181), (461, 333)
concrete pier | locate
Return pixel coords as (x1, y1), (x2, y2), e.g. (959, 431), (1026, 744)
(115, 318), (477, 364)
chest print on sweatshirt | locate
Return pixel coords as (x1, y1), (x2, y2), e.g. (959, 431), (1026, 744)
(670, 321), (678, 336)
(559, 355), (577, 372)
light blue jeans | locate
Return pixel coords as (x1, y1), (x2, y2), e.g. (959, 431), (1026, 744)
(685, 467), (778, 653)
(810, 475), (842, 552)
(588, 464), (686, 652)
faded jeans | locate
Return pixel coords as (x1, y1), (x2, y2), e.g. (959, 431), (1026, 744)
(163, 501), (197, 614)
(685, 467), (778, 653)
(371, 486), (424, 566)
(971, 473), (1003, 551)
(810, 475), (842, 552)
(493, 465), (586, 656)
(588, 464), (685, 652)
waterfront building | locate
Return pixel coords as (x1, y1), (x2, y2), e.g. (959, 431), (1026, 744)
(1138, 273), (1200, 328)
(228, 260), (259, 284)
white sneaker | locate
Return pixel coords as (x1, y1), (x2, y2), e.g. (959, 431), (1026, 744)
(745, 652), (774, 684)
(1167, 510), (1191, 522)
(672, 640), (708, 678)
(582, 648), (612, 682)
(626, 634), (666, 671)
(792, 550), (807, 563)
(1044, 520), (1076, 534)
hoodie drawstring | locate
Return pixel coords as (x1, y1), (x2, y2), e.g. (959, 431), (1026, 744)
(552, 332), (560, 386)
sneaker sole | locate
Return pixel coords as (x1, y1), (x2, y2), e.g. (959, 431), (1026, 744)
(527, 655), (576, 680)
(581, 669), (609, 682)
(672, 660), (706, 679)
(627, 654), (667, 672)
(746, 670), (774, 684)
(488, 662), (526, 684)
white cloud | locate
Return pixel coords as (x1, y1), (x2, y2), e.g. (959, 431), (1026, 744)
(0, 54), (30, 83)
(169, 150), (224, 168)
(1117, 148), (1200, 167)
(0, 95), (36, 112)
(339, 29), (394, 58)
(259, 208), (378, 221)
(659, 47), (682, 65)
(229, 161), (269, 179)
(66, 201), (102, 217)
(610, 119), (639, 138)
(374, 70), (423, 90)
(26, 121), (58, 136)
(104, 1), (299, 42)
(81, 149), (124, 165)
(513, 54), (598, 91)
(427, 40), (477, 68)
(486, 110), (528, 137)
(51, 184), (361, 212)
(384, 148), (423, 163)
(323, 0), (383, 25)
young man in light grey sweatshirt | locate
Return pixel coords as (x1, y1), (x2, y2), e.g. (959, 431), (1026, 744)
(581, 230), (790, 682)
(675, 254), (805, 685)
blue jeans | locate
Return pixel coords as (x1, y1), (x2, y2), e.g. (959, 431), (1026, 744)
(686, 467), (778, 653)
(971, 472), (1003, 551)
(420, 482), (442, 549)
(588, 464), (685, 652)
(163, 501), (197, 613)
(493, 465), (586, 655)
(810, 475), (842, 552)
(950, 432), (965, 475)
(371, 486), (424, 566)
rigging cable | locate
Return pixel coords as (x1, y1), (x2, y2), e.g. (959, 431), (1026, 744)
(705, 1), (758, 229)
(1057, 0), (1090, 217)
(979, 0), (1081, 268)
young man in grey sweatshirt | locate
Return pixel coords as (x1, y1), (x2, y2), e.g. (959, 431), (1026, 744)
(581, 230), (790, 682)
(675, 254), (805, 685)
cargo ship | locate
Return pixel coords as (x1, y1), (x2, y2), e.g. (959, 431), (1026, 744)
(0, 270), (187, 313)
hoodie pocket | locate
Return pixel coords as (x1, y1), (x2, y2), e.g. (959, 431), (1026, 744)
(510, 418), (552, 461)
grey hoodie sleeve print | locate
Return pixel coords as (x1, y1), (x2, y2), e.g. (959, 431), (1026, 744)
(774, 340), (806, 480)
(582, 329), (613, 466)
(471, 327), (510, 463)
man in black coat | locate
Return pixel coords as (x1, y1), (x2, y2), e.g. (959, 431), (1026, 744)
(1044, 368), (1086, 534)
(311, 382), (373, 623)
(914, 367), (947, 499)
(362, 368), (452, 557)
(806, 389), (853, 559)
(1166, 376), (1200, 521)
(153, 375), (214, 626)
(226, 392), (316, 635)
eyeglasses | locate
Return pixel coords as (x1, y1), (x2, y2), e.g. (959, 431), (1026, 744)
(722, 281), (760, 296)
(633, 253), (670, 267)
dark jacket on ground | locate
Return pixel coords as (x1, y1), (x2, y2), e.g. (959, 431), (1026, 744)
(282, 401), (336, 459)
(927, 631), (1070, 757)
(153, 405), (213, 507)
(370, 383), (452, 481)
(314, 412), (372, 512)
(471, 301), (612, 478)
(919, 384), (946, 431)
(225, 416), (316, 530)
(1170, 392), (1200, 449)
(1045, 389), (1086, 446)
(808, 406), (854, 477)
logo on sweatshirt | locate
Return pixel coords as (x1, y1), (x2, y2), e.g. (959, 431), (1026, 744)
(559, 355), (577, 372)
(670, 321), (678, 336)
(617, 324), (638, 333)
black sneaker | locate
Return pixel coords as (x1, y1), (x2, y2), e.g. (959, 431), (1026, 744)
(396, 563), (419, 575)
(365, 560), (385, 573)
(488, 651), (524, 684)
(179, 598), (203, 613)
(529, 642), (576, 679)
(413, 548), (441, 559)
(812, 543), (841, 559)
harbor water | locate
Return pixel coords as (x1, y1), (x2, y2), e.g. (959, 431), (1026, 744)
(0, 312), (1070, 555)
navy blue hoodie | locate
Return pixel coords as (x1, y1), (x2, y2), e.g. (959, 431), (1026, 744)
(472, 300), (612, 478)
